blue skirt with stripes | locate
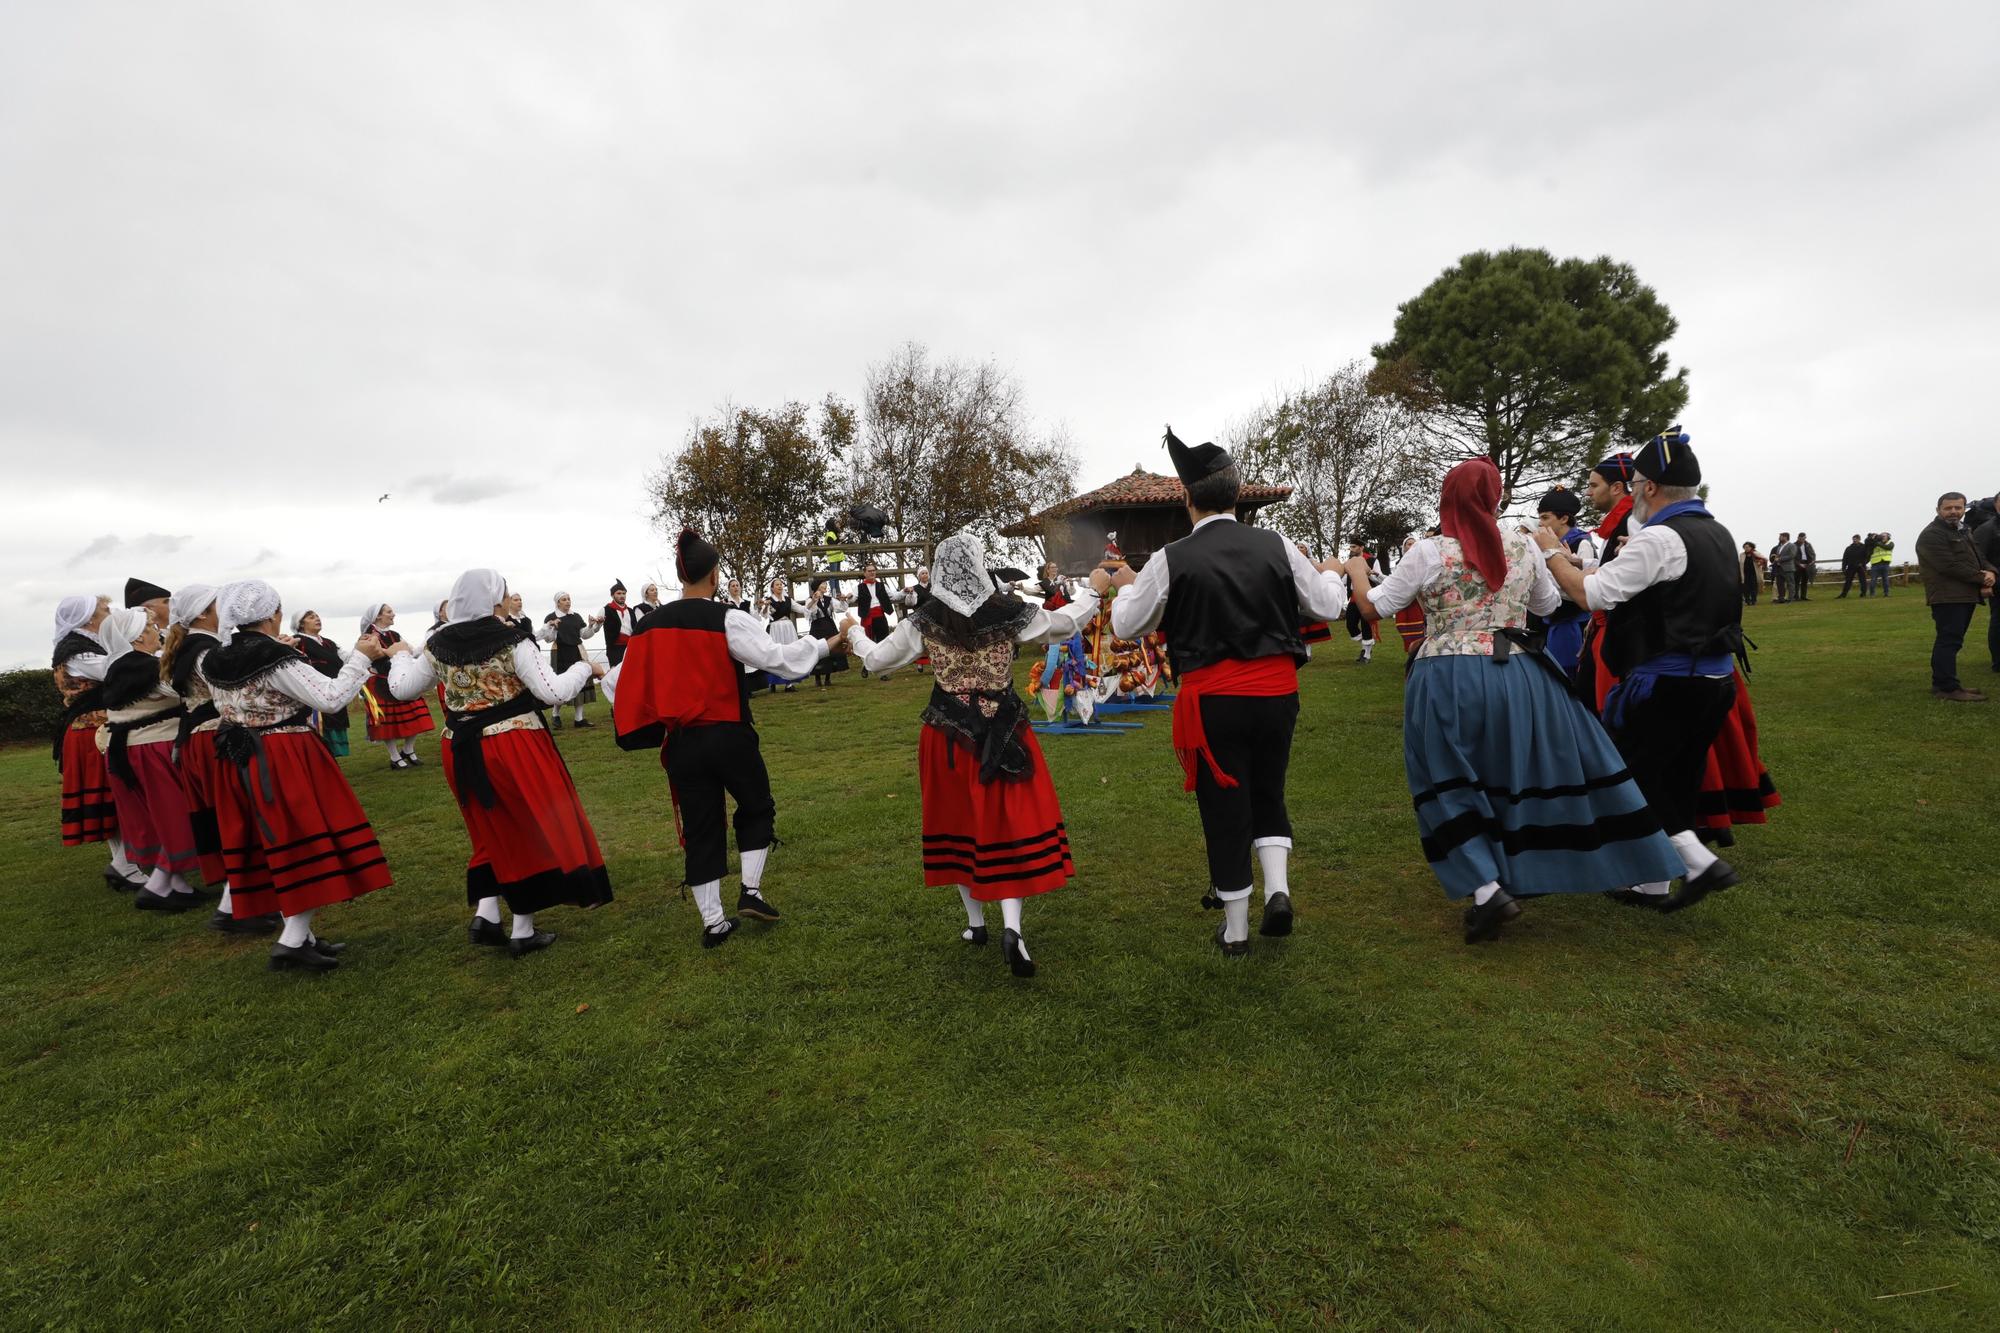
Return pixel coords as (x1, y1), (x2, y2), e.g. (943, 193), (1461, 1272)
(1404, 653), (1682, 899)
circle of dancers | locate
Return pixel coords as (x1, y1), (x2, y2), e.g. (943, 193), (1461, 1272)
(46, 425), (1775, 975)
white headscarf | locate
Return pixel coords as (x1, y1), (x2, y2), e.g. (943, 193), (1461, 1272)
(290, 609), (319, 635)
(221, 580), (282, 638)
(552, 591), (570, 608)
(446, 569), (508, 624)
(52, 594), (99, 644)
(929, 529), (997, 619)
(98, 606), (150, 662)
(360, 603), (386, 634)
(170, 583), (219, 628)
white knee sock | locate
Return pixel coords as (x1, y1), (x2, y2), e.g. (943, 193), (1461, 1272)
(956, 887), (986, 929)
(740, 846), (769, 891)
(572, 703), (585, 722)
(510, 911), (537, 939)
(401, 738), (418, 759)
(108, 838), (135, 877)
(1669, 830), (1718, 878)
(382, 741), (399, 760)
(1472, 881), (1501, 905)
(1360, 641), (1373, 660)
(1254, 838), (1291, 902)
(475, 896), (503, 924)
(1222, 897), (1250, 943)
(1000, 897), (1023, 933)
(278, 909), (316, 947)
(1629, 880), (1672, 896)
(690, 879), (725, 928)
(143, 867), (172, 898)
(169, 872), (194, 896)
(217, 883), (233, 914)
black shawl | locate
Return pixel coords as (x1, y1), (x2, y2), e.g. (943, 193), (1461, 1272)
(427, 617), (535, 667)
(168, 631), (220, 697)
(203, 631), (307, 690)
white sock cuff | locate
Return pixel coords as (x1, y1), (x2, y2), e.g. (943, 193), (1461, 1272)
(1251, 837), (1292, 851)
(475, 896), (503, 923)
(1215, 884), (1255, 903)
(690, 880), (725, 927)
(739, 845), (770, 889)
(510, 912), (537, 939)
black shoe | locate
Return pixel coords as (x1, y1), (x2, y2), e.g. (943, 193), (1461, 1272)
(1605, 889), (1670, 910)
(249, 912), (283, 934)
(103, 865), (141, 892)
(1002, 927), (1037, 977)
(701, 918), (739, 949)
(404, 751), (424, 764)
(135, 890), (191, 913)
(1661, 858), (1739, 914)
(468, 916), (508, 947)
(1462, 889), (1521, 943)
(879, 673), (893, 682)
(962, 924), (989, 946)
(509, 930), (557, 958)
(1199, 889), (1224, 911)
(785, 684), (797, 692)
(1259, 891), (1293, 937)
(572, 720), (594, 729)
(308, 937), (348, 956)
(552, 717), (563, 730)
(176, 889), (214, 908)
(736, 889), (781, 922)
(209, 908), (268, 935)
(1213, 922), (1250, 958)
(268, 941), (339, 971)
(389, 757), (408, 770)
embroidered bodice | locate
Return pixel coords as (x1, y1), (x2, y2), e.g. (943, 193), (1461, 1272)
(1417, 532), (1537, 659)
(924, 634), (1016, 716)
(431, 648), (540, 738)
(214, 671), (316, 733)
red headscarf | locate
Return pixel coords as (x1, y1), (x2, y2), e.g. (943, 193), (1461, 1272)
(1438, 458), (1507, 591)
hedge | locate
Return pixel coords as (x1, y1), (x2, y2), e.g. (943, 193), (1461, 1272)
(0, 668), (64, 746)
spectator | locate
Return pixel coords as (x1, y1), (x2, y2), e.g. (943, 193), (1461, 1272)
(1769, 532), (1797, 604)
(1977, 495), (2000, 674)
(1741, 541), (1765, 605)
(1794, 532), (1816, 601)
(1915, 492), (1996, 702)
(1838, 533), (1869, 598)
(1868, 532), (1895, 597)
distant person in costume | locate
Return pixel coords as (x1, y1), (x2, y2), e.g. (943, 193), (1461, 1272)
(852, 561), (899, 680)
(603, 580), (636, 666)
(358, 603), (435, 766)
(1342, 545), (1379, 664)
(51, 592), (140, 889)
(1349, 460), (1682, 943)
(1035, 562), (1070, 611)
(384, 569), (613, 957)
(764, 577), (806, 693)
(290, 611), (352, 755)
(608, 528), (837, 948)
(125, 577), (171, 629)
(205, 580), (390, 971)
(96, 607), (207, 913)
(1740, 543), (1765, 606)
(1536, 428), (1748, 912)
(538, 593), (601, 728)
(806, 581), (849, 689)
(844, 530), (1103, 977)
(636, 583), (661, 618)
(1532, 486), (1596, 678)
(1105, 427), (1351, 956)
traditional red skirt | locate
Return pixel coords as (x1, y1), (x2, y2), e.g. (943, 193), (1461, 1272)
(60, 724), (118, 845)
(364, 676), (436, 740)
(440, 726), (613, 913)
(175, 728), (227, 886)
(919, 724), (1073, 901)
(215, 730), (392, 918)
(109, 740), (201, 877)
(1695, 670), (1781, 843)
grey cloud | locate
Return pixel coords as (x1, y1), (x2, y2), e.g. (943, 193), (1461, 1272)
(67, 532), (191, 567)
(409, 474), (526, 506)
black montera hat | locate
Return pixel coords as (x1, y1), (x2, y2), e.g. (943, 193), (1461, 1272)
(1164, 426), (1232, 486)
(1632, 426), (1699, 486)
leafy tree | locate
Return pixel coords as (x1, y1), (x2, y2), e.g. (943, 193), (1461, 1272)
(648, 395), (852, 593)
(857, 341), (1075, 552)
(1236, 360), (1436, 561)
(1371, 248), (1689, 507)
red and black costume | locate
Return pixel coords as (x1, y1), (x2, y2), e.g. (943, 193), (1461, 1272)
(52, 629), (118, 849)
(362, 627), (435, 741)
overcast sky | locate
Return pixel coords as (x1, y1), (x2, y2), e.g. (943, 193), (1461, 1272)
(4, 2), (1994, 667)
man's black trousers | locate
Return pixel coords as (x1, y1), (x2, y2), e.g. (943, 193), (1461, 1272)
(1192, 693), (1298, 894)
(664, 722), (776, 885)
(1607, 676), (1736, 840)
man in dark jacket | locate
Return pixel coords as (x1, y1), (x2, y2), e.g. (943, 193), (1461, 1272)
(1915, 492), (1996, 701)
(1838, 535), (1870, 598)
(1793, 533), (1817, 601)
(1975, 496), (2000, 674)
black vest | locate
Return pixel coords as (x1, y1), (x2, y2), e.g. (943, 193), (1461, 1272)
(1160, 519), (1306, 676)
(1603, 510), (1743, 676)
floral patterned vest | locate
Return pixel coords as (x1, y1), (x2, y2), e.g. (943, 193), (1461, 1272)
(1416, 531), (1537, 659)
(924, 634), (1015, 717)
(213, 668), (316, 734)
(429, 648), (540, 739)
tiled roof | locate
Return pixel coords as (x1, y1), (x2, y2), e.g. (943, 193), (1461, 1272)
(1001, 467), (1291, 536)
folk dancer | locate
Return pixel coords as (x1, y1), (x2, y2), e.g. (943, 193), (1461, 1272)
(1535, 428), (1747, 911)
(1349, 460), (1681, 943)
(845, 531), (1100, 977)
(96, 606), (207, 913)
(205, 580), (391, 971)
(383, 569), (613, 956)
(1104, 428), (1351, 956)
(608, 529), (838, 947)
(358, 603), (435, 766)
(51, 593), (139, 889)
(539, 593), (602, 728)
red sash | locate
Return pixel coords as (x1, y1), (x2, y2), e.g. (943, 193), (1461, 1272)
(1171, 656), (1298, 791)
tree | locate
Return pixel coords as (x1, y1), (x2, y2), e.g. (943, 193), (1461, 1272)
(1236, 361), (1437, 561)
(1371, 248), (1689, 509)
(648, 395), (852, 593)
(856, 342), (1075, 552)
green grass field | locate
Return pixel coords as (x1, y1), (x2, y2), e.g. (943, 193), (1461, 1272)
(2, 594), (1995, 1329)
